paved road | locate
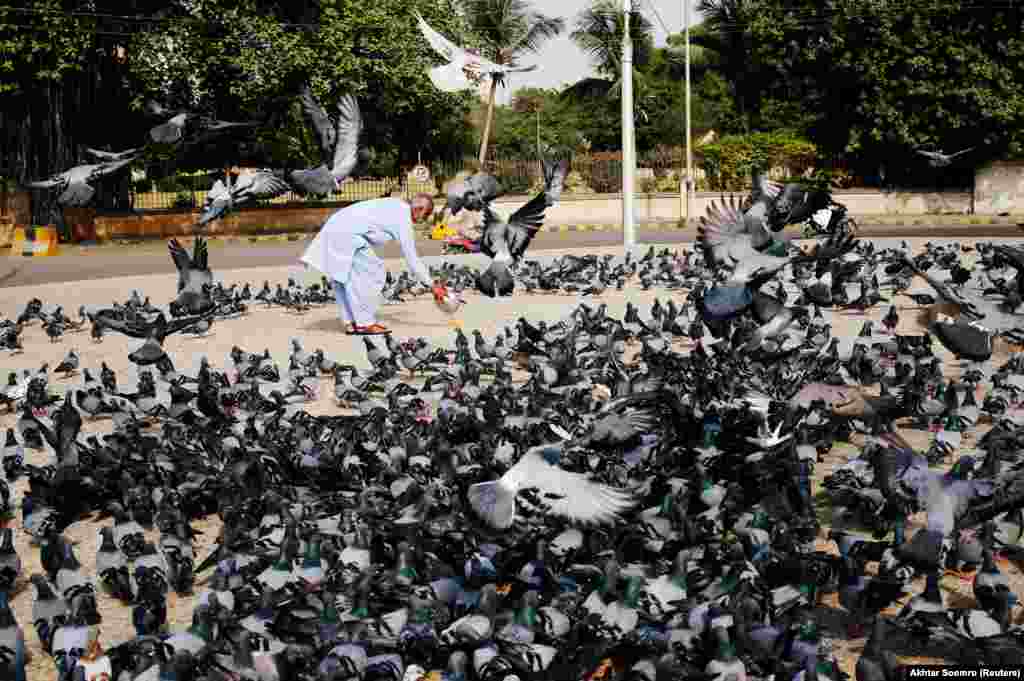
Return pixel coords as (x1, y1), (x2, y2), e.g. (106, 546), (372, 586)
(2, 223), (1022, 288)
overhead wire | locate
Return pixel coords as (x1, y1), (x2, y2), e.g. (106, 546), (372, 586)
(0, 1), (1019, 39)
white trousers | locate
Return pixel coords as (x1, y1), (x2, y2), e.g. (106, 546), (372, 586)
(334, 248), (386, 326)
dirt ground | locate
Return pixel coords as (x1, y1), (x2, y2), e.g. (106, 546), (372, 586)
(0, 238), (1019, 680)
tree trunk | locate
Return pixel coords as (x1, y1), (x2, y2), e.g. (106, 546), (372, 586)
(477, 77), (499, 169)
(2, 47), (136, 236)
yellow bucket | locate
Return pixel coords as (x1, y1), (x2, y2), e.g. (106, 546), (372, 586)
(11, 225), (60, 256)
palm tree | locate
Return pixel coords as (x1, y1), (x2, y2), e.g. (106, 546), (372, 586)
(461, 0), (565, 167)
(563, 0), (656, 121)
(690, 0), (758, 131)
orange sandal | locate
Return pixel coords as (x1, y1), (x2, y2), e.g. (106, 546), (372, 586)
(349, 323), (391, 335)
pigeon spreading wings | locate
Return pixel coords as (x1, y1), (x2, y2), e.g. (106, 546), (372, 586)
(92, 311), (212, 344)
(145, 102), (258, 146)
(914, 146), (976, 168)
(480, 190), (549, 264)
(26, 156), (138, 207)
(294, 84), (363, 194)
(698, 195), (774, 267)
(415, 11), (537, 92)
(467, 444), (634, 529)
(197, 172), (291, 226)
(477, 192), (547, 296)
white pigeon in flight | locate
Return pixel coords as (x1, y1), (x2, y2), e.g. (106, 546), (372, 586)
(468, 443), (634, 529)
(414, 12), (537, 93)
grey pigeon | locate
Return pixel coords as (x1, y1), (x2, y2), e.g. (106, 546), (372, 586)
(168, 237), (215, 315)
(26, 155), (137, 207)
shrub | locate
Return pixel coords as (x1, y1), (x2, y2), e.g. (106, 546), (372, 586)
(697, 131), (817, 191)
(172, 191), (194, 209)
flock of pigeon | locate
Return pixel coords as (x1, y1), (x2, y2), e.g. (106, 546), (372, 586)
(4, 173), (1024, 681)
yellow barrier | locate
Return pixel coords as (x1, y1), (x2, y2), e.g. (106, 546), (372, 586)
(10, 226), (59, 256)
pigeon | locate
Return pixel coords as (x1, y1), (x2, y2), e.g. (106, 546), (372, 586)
(196, 171), (291, 226)
(467, 443), (634, 529)
(415, 11), (538, 93)
(196, 87), (363, 224)
(26, 155), (137, 206)
(914, 146), (976, 168)
(145, 101), (258, 145)
(168, 237), (215, 315)
(477, 190), (555, 297)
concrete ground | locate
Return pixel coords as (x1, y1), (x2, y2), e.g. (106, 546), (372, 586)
(2, 221), (1023, 288)
(1, 236), (1023, 679)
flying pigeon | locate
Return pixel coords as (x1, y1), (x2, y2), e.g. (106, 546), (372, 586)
(467, 444), (634, 529)
(26, 155), (138, 207)
(196, 87), (363, 224)
(415, 11), (538, 93)
(476, 191), (550, 297)
(145, 101), (258, 145)
(914, 146), (976, 168)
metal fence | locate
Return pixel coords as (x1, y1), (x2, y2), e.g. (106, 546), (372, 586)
(125, 156), (860, 212)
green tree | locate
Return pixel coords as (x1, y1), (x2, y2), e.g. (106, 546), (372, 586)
(739, 0), (1024, 178)
(460, 0), (565, 167)
(0, 1), (163, 225)
(690, 0), (766, 133)
(129, 0), (479, 173)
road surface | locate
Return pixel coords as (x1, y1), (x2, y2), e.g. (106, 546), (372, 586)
(1, 222), (1020, 288)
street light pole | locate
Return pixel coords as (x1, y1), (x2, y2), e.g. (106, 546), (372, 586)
(622, 0), (636, 249)
(684, 0), (693, 228)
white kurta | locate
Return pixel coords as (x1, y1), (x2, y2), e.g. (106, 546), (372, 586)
(301, 198), (432, 325)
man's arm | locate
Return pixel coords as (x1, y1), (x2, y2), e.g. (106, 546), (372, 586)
(397, 222), (433, 287)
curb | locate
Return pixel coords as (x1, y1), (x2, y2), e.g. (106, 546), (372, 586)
(3, 215), (1023, 253)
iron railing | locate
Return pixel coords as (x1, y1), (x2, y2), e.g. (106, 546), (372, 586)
(125, 154), (966, 213)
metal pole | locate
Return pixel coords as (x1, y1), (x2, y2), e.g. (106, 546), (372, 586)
(684, 0), (693, 229)
(622, 0), (636, 249)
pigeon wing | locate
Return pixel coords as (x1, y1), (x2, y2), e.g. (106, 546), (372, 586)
(94, 313), (151, 340)
(236, 172), (290, 203)
(168, 239), (192, 280)
(330, 94), (362, 181)
(479, 207), (504, 260)
(298, 84), (337, 163)
(192, 236), (209, 273)
(416, 12), (462, 63)
(25, 172), (66, 189)
(698, 196), (753, 266)
(505, 191), (548, 260)
(542, 155), (570, 206)
(512, 448), (634, 525)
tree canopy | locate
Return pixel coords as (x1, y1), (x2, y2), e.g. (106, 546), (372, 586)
(692, 0), (1024, 174)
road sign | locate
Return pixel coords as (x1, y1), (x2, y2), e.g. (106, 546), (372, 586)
(411, 165), (431, 182)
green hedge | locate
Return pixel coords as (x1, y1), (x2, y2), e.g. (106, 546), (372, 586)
(698, 132), (818, 191)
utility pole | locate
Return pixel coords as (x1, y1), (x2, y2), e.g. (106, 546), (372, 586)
(536, 107), (541, 153)
(684, 0), (694, 228)
(622, 0), (636, 249)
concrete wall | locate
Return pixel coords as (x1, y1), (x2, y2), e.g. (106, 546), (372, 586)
(527, 189), (974, 225)
(975, 161), (1024, 215)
